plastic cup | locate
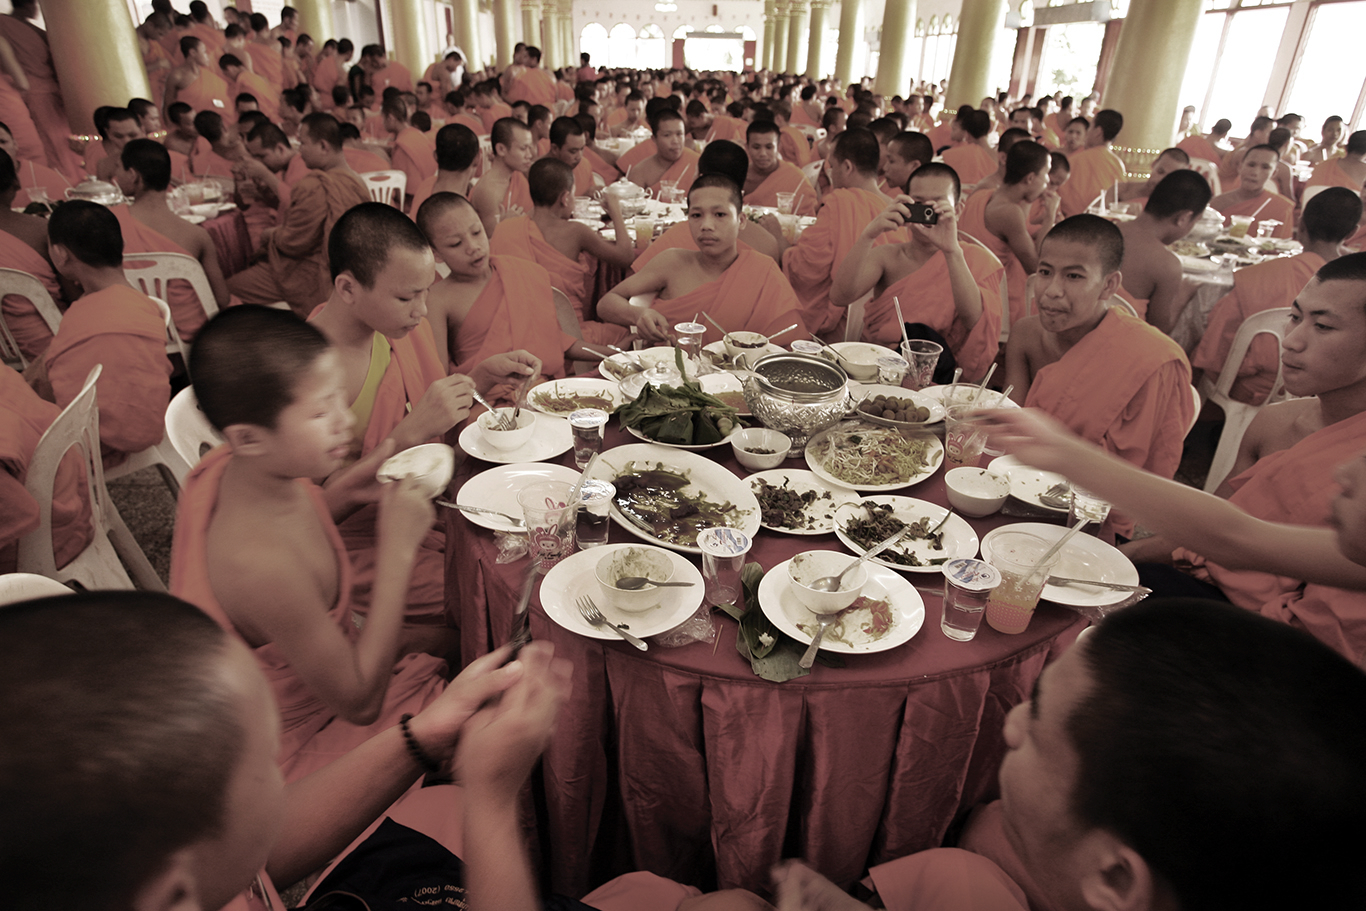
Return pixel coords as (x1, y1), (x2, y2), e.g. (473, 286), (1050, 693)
(568, 408), (610, 469)
(943, 404), (988, 467)
(877, 355), (910, 387)
(23, 186), (48, 206)
(1228, 214), (1254, 238)
(674, 321), (706, 375)
(941, 558), (1001, 641)
(790, 340), (825, 357)
(984, 531), (1062, 634)
(659, 179), (682, 203)
(518, 480), (576, 571)
(1256, 219), (1282, 239)
(697, 527), (752, 606)
(900, 339), (943, 391)
(1069, 484), (1112, 528)
(776, 191), (796, 214)
(633, 215), (656, 247)
(576, 480), (615, 548)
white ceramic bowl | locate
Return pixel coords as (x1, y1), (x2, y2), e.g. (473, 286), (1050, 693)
(944, 467), (1010, 518)
(594, 546), (677, 613)
(787, 550), (869, 614)
(731, 427), (791, 470)
(376, 443), (456, 499)
(477, 408), (536, 450)
(835, 344), (882, 381)
(723, 330), (770, 362)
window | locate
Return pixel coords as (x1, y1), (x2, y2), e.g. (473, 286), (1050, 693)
(1283, 0), (1366, 132)
(581, 23), (610, 72)
(1177, 11), (1225, 127)
(1203, 6), (1289, 128)
(638, 23), (667, 70)
(1034, 21), (1107, 97)
(608, 23), (637, 68)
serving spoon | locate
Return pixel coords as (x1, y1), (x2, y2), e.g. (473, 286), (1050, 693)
(810, 524), (915, 592)
(614, 576), (696, 590)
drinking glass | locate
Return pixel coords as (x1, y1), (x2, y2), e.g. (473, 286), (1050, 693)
(941, 558), (1001, 641)
(899, 339), (943, 390)
(576, 480), (614, 548)
(518, 480), (576, 571)
(1069, 484), (1112, 530)
(877, 356), (910, 387)
(697, 527), (752, 606)
(776, 191), (796, 214)
(568, 408), (609, 469)
(673, 321), (707, 376)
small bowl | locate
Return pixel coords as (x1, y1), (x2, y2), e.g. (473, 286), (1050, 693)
(376, 443), (455, 499)
(731, 427), (791, 470)
(595, 546), (676, 613)
(835, 345), (882, 381)
(787, 550), (869, 614)
(477, 408), (536, 450)
(724, 330), (770, 362)
(945, 467), (1010, 518)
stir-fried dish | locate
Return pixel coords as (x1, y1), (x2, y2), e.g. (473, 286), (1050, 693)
(752, 476), (835, 531)
(817, 426), (939, 486)
(842, 502), (947, 567)
(612, 463), (745, 546)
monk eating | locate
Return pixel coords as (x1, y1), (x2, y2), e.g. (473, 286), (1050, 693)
(597, 173), (806, 346)
(1057, 109), (1127, 217)
(165, 37), (232, 121)
(831, 162), (1004, 382)
(625, 109), (699, 198)
(742, 119), (818, 215)
(941, 108), (997, 188)
(0, 149), (68, 362)
(90, 108), (145, 184)
(409, 122), (480, 218)
(611, 90), (647, 138)
(1210, 144), (1294, 239)
(1116, 169), (1212, 330)
(469, 116), (535, 239)
(380, 95), (435, 211)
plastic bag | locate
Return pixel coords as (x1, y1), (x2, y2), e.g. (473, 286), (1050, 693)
(652, 603), (719, 648)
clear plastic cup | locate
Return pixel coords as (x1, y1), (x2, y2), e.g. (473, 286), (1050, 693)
(776, 191), (796, 214)
(984, 531), (1061, 634)
(576, 480), (615, 548)
(944, 404), (989, 467)
(518, 480), (576, 571)
(1228, 214), (1254, 238)
(900, 339), (943, 391)
(674, 321), (706, 375)
(633, 215), (656, 247)
(877, 355), (910, 387)
(941, 558), (1001, 641)
(697, 527), (752, 606)
(1069, 484), (1112, 528)
(1256, 219), (1282, 239)
(568, 408), (610, 469)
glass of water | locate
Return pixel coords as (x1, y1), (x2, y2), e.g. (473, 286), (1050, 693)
(1069, 484), (1112, 530)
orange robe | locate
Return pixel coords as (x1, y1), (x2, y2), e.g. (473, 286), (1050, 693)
(0, 363), (91, 574)
(1304, 158), (1363, 193)
(478, 101), (512, 134)
(499, 169), (534, 215)
(281, 52), (301, 91)
(245, 41), (285, 91)
(81, 137), (106, 178)
(367, 60), (413, 98)
(178, 66), (232, 117)
(231, 69), (280, 121)
(408, 172), (440, 218)
(959, 188), (1029, 328)
(170, 445), (448, 780)
(13, 156), (68, 207)
(452, 256), (573, 380)
(189, 23), (224, 59)
(1264, 584), (1366, 664)
(110, 204), (212, 343)
(864, 848), (1029, 911)
(1057, 146), (1127, 218)
(782, 186), (887, 339)
(861, 245), (1005, 382)
(1176, 134), (1223, 165)
(390, 125), (436, 194)
(1191, 252), (1321, 405)
(1213, 190), (1294, 239)
(606, 107), (628, 129)
(746, 161), (818, 215)
(925, 122), (955, 152)
(617, 137), (656, 173)
(0, 74), (44, 165)
(942, 144), (997, 187)
(633, 221), (755, 273)
(0, 14), (82, 180)
(505, 66), (557, 107)
(448, 111), (485, 135)
(0, 226), (60, 361)
(190, 137), (238, 178)
(311, 54), (343, 109)
(704, 116), (746, 144)
(779, 125), (812, 166)
(641, 149), (700, 196)
(791, 105), (820, 127)
(42, 285), (171, 467)
(643, 246), (807, 346)
(142, 37), (172, 108)
(343, 146), (392, 174)
(569, 156), (595, 197)
(585, 146), (619, 185)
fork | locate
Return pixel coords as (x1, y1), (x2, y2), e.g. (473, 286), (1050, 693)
(1038, 482), (1072, 509)
(471, 390), (515, 429)
(435, 500), (525, 528)
(576, 596), (648, 650)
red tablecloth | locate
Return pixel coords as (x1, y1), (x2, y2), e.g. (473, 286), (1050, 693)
(444, 425), (1084, 898)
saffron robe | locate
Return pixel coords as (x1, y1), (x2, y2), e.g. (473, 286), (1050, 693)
(505, 66), (557, 107)
(141, 36), (172, 108)
(178, 66), (232, 117)
(641, 149), (700, 196)
(0, 14), (82, 179)
(0, 226), (60, 361)
(1304, 158), (1363, 193)
(451, 256), (573, 380)
(941, 144), (996, 187)
(864, 848), (1030, 911)
(644, 246), (807, 346)
(586, 146), (620, 185)
(311, 54), (343, 108)
(782, 186), (887, 339)
(617, 138), (657, 173)
(1263, 584), (1366, 665)
(366, 60), (413, 99)
(861, 244), (1005, 382)
(190, 137), (238, 178)
(244, 41), (285, 90)
(231, 68), (280, 121)
(569, 156), (595, 197)
(390, 125), (437, 195)
(779, 124), (812, 166)
(0, 74), (44, 165)
(746, 161), (819, 216)
(1213, 190), (1294, 239)
(42, 285), (171, 467)
(12, 156), (68, 207)
(959, 188), (1028, 327)
(925, 121), (955, 152)
(343, 146), (392, 175)
(110, 204), (212, 343)
(1191, 252), (1321, 405)
(1176, 134), (1223, 166)
(1057, 146), (1127, 218)
(634, 221), (756, 273)
(704, 115), (746, 144)
(478, 101), (512, 134)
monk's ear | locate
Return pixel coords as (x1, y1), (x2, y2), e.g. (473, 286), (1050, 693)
(1076, 832), (1158, 911)
(1100, 268), (1124, 302)
(223, 422), (274, 456)
(333, 270), (360, 304)
(131, 848), (201, 911)
(48, 242), (70, 273)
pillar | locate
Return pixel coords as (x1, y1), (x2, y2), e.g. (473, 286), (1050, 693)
(44, 0), (149, 135)
(762, 0), (776, 71)
(1103, 0), (1205, 170)
(873, 0), (914, 97)
(943, 0), (1008, 110)
(786, 0), (808, 76)
(835, 0), (864, 88)
(451, 0), (483, 72)
(389, 0), (433, 84)
(559, 1), (575, 71)
(806, 1), (830, 79)
(540, 3), (558, 68)
(772, 2), (790, 73)
(494, 0), (519, 67)
(522, 0), (542, 53)
(293, 0), (335, 44)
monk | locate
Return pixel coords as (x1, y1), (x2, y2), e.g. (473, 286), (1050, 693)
(112, 139), (230, 342)
(1305, 130), (1366, 194)
(879, 130), (934, 197)
(27, 201), (172, 469)
(903, 93), (934, 133)
(190, 110), (246, 179)
(832, 163), (1004, 381)
(503, 44), (556, 108)
(1303, 116), (1345, 166)
(1218, 116), (1274, 185)
(0, 149), (66, 361)
(1059, 115), (1087, 156)
(543, 115), (596, 198)
(1058, 109), (1127, 217)
(441, 89), (487, 136)
(624, 109), (699, 198)
(490, 158), (633, 348)
(161, 102), (198, 157)
(232, 121), (307, 246)
(220, 53), (279, 122)
(379, 96), (435, 210)
(409, 122), (480, 219)
(0, 120), (66, 211)
(598, 174), (807, 346)
(165, 37), (232, 120)
(781, 128), (891, 340)
(528, 104), (552, 158)
(1116, 147), (1191, 211)
(227, 113), (370, 316)
(770, 101), (813, 167)
(1116, 169), (1212, 330)
(967, 127), (1031, 195)
(472, 80), (513, 134)
(137, 12), (174, 109)
(469, 116), (535, 239)
(186, 1), (224, 58)
(1176, 119), (1229, 166)
(88, 108), (145, 184)
(742, 119), (818, 215)
(1210, 145), (1295, 239)
(610, 90), (648, 138)
(941, 108), (997, 187)
(244, 13), (286, 90)
(360, 44), (413, 106)
(0, 0), (82, 180)
(311, 37), (353, 111)
(1004, 215), (1195, 534)
(1194, 188), (1362, 405)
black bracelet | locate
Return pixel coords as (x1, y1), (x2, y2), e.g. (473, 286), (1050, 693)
(399, 713), (442, 775)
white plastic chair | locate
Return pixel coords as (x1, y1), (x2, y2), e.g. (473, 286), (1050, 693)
(145, 294), (191, 374)
(0, 572), (72, 604)
(1189, 159), (1221, 197)
(1198, 307), (1294, 492)
(1300, 184), (1328, 210)
(164, 386), (225, 470)
(1186, 383), (1201, 437)
(360, 169), (407, 208)
(801, 159), (823, 186)
(123, 251), (220, 331)
(0, 267), (63, 368)
(18, 365), (165, 592)
(843, 289), (873, 343)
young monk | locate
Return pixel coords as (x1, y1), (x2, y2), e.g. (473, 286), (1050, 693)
(1177, 117), (1230, 166)
(190, 110), (248, 179)
(781, 128), (892, 340)
(624, 109), (700, 197)
(490, 158), (634, 347)
(1305, 130), (1366, 193)
(610, 89), (647, 138)
(220, 53), (279, 122)
(1059, 115), (1087, 156)
(742, 119), (818, 215)
(1116, 169), (1211, 330)
(1003, 215), (1195, 533)
(831, 163), (1004, 381)
(235, 122), (310, 241)
(0, 148), (67, 362)
(165, 36), (232, 120)
(0, 119), (67, 209)
(769, 100), (812, 167)
(1116, 146), (1190, 210)
(381, 95), (435, 210)
(27, 201), (172, 469)
(469, 116), (535, 239)
(964, 127), (1030, 195)
(880, 130), (933, 196)
(89, 108), (145, 184)
(598, 173), (807, 346)
(1210, 144), (1295, 239)
(409, 122), (479, 218)
(1218, 115), (1274, 185)
(1194, 188), (1362, 405)
(542, 115), (596, 197)
(940, 108), (997, 187)
(1058, 109), (1127, 217)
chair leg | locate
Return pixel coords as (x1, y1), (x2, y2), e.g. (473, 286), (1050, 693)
(106, 501), (167, 592)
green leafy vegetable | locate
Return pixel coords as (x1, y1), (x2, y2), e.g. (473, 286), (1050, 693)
(615, 378), (741, 446)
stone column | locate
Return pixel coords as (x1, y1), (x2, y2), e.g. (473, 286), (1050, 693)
(772, 1), (790, 74)
(806, 1), (830, 79)
(388, 0), (433, 84)
(559, 1), (576, 71)
(944, 0), (1008, 110)
(1104, 0), (1205, 170)
(451, 0), (483, 72)
(522, 0), (542, 53)
(540, 4), (558, 68)
(835, 0), (864, 89)
(873, 0), (914, 98)
(786, 0), (808, 76)
(494, 0), (519, 68)
(762, 0), (777, 71)
(44, 0), (149, 135)
(293, 0), (335, 44)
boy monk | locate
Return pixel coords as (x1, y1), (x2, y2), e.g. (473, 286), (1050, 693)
(1305, 130), (1366, 193)
(1194, 187), (1362, 404)
(543, 115), (596, 197)
(1116, 169), (1211, 330)
(831, 163), (1005, 382)
(27, 201), (172, 469)
(490, 158), (634, 347)
(880, 130), (934, 196)
(0, 148), (66, 362)
(409, 122), (480, 217)
(1057, 109), (1127, 217)
(469, 116), (535, 238)
(380, 95), (435, 210)
(1210, 144), (1295, 239)
(1004, 215), (1194, 531)
(940, 108), (996, 187)
(598, 173), (807, 345)
(742, 119), (818, 215)
(625, 108), (700, 197)
(1116, 146), (1190, 210)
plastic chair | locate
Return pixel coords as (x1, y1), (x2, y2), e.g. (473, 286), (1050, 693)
(18, 365), (165, 592)
(1186, 383), (1201, 437)
(1300, 184), (1328, 210)
(1198, 307), (1294, 492)
(1190, 159), (1221, 197)
(0, 267), (63, 368)
(843, 289), (873, 343)
(0, 572), (71, 604)
(164, 385), (225, 470)
(801, 160), (823, 186)
(360, 169), (407, 208)
(123, 251), (220, 329)
(145, 294), (191, 374)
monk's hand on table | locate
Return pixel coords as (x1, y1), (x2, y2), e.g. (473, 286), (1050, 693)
(471, 349), (541, 398)
(377, 475), (436, 559)
(635, 308), (673, 343)
(405, 373), (477, 440)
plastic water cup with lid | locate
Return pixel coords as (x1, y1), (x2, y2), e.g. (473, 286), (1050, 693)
(697, 527), (752, 606)
(941, 558), (1001, 641)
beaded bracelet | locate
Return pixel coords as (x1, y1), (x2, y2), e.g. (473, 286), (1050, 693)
(399, 713), (442, 775)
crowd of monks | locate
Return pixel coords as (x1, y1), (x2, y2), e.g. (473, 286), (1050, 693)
(3, 3), (1366, 910)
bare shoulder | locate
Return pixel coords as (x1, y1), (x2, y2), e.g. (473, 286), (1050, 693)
(1010, 314), (1046, 352)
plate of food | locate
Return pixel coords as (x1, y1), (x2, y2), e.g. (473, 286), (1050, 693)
(851, 385), (945, 428)
(748, 469), (862, 534)
(828, 341), (900, 381)
(454, 462), (581, 532)
(599, 347), (685, 382)
(589, 444), (761, 554)
(804, 422), (944, 492)
(540, 544), (705, 640)
(982, 523), (1138, 607)
(833, 496), (979, 572)
(988, 455), (1070, 513)
(616, 378), (743, 448)
(457, 415), (573, 464)
(527, 377), (621, 417)
(1167, 240), (1210, 258)
(698, 372), (750, 414)
(758, 558), (925, 655)
(916, 385), (1020, 410)
(702, 340), (786, 370)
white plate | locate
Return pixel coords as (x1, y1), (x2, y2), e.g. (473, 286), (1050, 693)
(832, 496), (979, 572)
(805, 423), (944, 492)
(454, 462), (581, 532)
(981, 523), (1138, 607)
(1179, 255), (1223, 274)
(588, 443), (761, 554)
(702, 340), (787, 370)
(828, 341), (900, 378)
(540, 543), (705, 640)
(748, 469), (863, 534)
(988, 456), (1070, 513)
(457, 416), (573, 463)
(758, 558), (925, 655)
(600, 346), (686, 382)
(851, 384), (946, 427)
(625, 423), (739, 450)
(916, 385), (1021, 410)
(527, 377), (621, 417)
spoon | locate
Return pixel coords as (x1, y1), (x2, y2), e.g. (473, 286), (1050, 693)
(470, 390), (514, 429)
(767, 322), (801, 342)
(799, 614), (835, 669)
(614, 576), (696, 589)
(810, 524), (915, 592)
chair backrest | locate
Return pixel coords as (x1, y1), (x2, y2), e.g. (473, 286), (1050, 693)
(0, 306), (24, 367)
(1210, 307), (1292, 402)
(359, 169), (407, 208)
(0, 572), (71, 605)
(147, 294), (190, 368)
(550, 286), (584, 341)
(123, 251), (220, 325)
(801, 159), (823, 186)
(1190, 159), (1221, 196)
(1186, 383), (1202, 436)
(1300, 184), (1328, 209)
(0, 267), (62, 335)
(165, 386), (225, 469)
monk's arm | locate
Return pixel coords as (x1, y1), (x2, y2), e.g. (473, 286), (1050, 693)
(576, 211), (635, 268)
(470, 183), (500, 240)
(191, 227), (232, 308)
(1145, 256), (1193, 335)
(0, 34), (28, 91)
(942, 242), (985, 329)
(390, 373), (476, 449)
(597, 259), (672, 337)
(991, 204), (1040, 274)
(829, 200), (911, 305)
(1214, 405), (1276, 498)
(1002, 318), (1037, 405)
(0, 470), (39, 552)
